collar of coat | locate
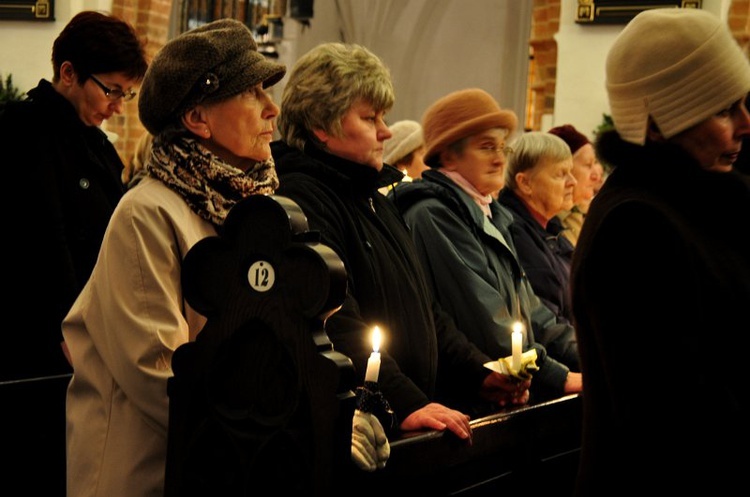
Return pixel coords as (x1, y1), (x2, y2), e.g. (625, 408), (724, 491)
(391, 169), (516, 234)
(272, 139), (404, 192)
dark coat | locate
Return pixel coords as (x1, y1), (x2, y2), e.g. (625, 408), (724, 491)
(272, 141), (493, 424)
(571, 130), (750, 495)
(0, 79), (126, 380)
(497, 188), (575, 324)
(391, 170), (576, 402)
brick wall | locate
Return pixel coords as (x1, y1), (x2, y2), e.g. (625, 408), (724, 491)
(108, 0), (172, 167)
(528, 0), (560, 131)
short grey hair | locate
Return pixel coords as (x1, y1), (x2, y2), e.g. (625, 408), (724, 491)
(277, 42), (395, 150)
(505, 131), (572, 190)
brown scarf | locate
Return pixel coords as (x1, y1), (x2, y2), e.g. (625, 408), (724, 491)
(147, 135), (278, 226)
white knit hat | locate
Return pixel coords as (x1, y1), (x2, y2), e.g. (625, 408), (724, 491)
(384, 120), (424, 165)
(606, 8), (750, 145)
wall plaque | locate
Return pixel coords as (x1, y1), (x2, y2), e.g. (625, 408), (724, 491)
(576, 0), (701, 24)
(0, 1), (54, 21)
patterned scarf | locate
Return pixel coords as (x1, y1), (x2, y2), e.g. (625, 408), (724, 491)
(147, 135), (279, 226)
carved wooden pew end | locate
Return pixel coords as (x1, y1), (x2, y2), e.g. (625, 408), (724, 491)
(165, 195), (355, 496)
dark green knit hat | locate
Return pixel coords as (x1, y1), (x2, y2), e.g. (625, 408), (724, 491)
(139, 18), (286, 135)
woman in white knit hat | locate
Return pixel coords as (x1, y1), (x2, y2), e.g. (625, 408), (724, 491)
(378, 120), (428, 194)
(385, 120), (429, 179)
(570, 8), (750, 496)
(379, 119), (429, 195)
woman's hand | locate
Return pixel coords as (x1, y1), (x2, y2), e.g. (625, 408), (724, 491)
(480, 372), (531, 406)
(563, 371), (583, 394)
(400, 402), (472, 441)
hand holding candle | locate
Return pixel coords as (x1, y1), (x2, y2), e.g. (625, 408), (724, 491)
(365, 326), (382, 383)
(511, 321), (523, 373)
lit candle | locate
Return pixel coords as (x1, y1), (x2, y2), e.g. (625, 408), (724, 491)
(511, 321), (523, 372)
(364, 326), (382, 383)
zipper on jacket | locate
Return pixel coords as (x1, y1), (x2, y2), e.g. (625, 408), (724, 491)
(368, 197), (376, 213)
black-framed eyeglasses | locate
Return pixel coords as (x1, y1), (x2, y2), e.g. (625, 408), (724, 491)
(89, 75), (137, 102)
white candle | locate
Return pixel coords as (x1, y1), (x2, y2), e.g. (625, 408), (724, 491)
(511, 321), (523, 372)
(364, 326), (382, 383)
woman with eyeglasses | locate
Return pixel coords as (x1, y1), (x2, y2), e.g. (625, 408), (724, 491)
(0, 10), (147, 379)
(0, 10), (147, 496)
(391, 88), (582, 407)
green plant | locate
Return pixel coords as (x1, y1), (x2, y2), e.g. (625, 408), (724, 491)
(593, 113), (614, 139)
(0, 73), (25, 104)
(592, 113), (616, 172)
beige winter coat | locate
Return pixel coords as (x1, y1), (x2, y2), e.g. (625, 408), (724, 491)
(63, 176), (213, 497)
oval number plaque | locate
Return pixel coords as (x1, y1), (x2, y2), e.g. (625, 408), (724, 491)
(247, 260), (275, 292)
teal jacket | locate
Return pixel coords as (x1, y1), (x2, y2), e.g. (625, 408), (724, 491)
(391, 170), (575, 402)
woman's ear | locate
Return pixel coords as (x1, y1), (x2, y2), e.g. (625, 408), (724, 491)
(311, 128), (329, 146)
(182, 107), (210, 139)
(439, 149), (458, 171)
(515, 172), (533, 196)
(59, 61), (76, 85)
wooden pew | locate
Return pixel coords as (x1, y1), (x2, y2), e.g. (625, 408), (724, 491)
(365, 393), (581, 496)
(0, 196), (581, 497)
(165, 194), (581, 496)
(165, 194), (356, 497)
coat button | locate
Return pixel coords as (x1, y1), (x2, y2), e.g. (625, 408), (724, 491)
(79, 178), (90, 189)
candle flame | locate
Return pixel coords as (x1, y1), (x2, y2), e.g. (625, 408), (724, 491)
(512, 321), (523, 333)
(372, 326), (382, 353)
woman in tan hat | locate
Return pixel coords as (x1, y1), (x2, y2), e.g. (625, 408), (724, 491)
(62, 19), (286, 497)
(570, 8), (750, 496)
(391, 88), (582, 406)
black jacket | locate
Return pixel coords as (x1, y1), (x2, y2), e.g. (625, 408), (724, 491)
(0, 79), (125, 380)
(571, 130), (750, 495)
(273, 141), (493, 424)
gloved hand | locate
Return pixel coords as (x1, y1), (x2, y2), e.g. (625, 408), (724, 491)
(351, 409), (390, 472)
